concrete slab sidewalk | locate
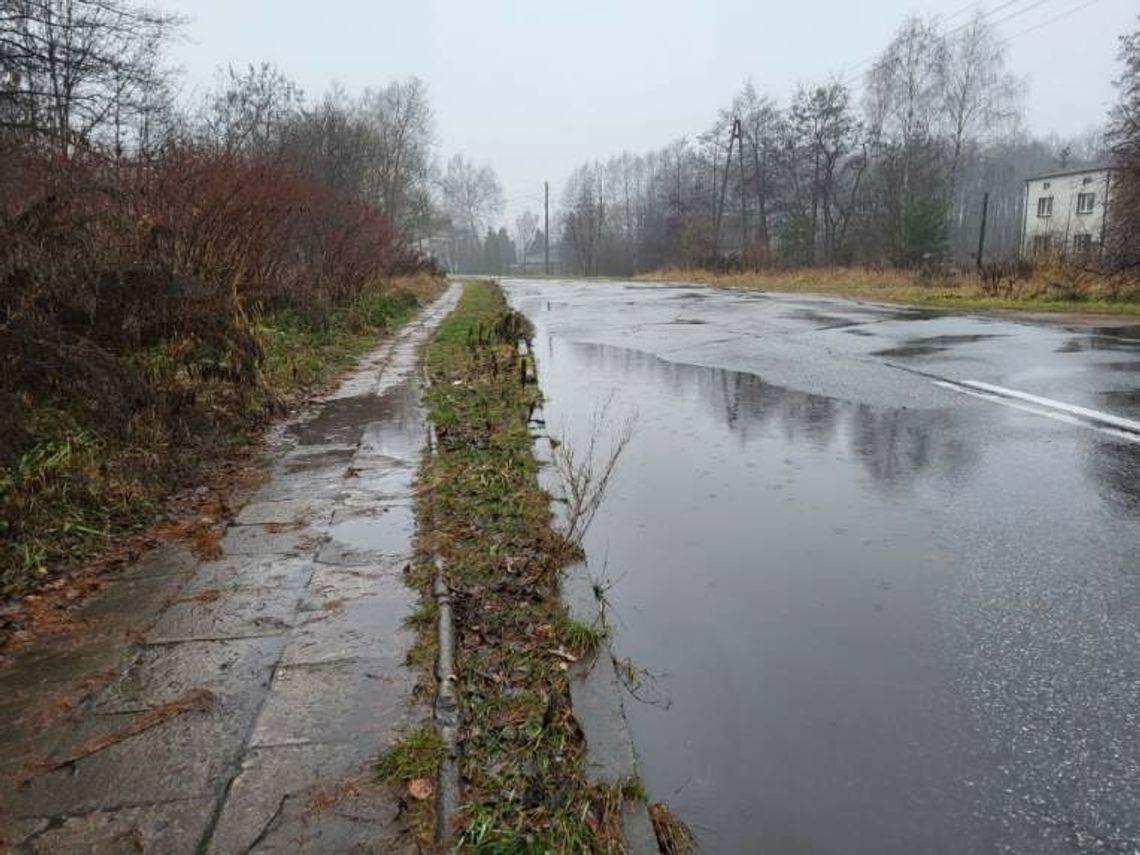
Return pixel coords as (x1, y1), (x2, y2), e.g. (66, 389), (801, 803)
(0, 284), (460, 853)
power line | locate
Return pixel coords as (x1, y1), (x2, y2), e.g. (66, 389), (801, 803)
(1004, 0), (1100, 40)
(835, 0), (1055, 81)
(986, 0), (1055, 31)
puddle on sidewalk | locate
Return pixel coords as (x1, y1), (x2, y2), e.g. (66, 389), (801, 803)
(328, 509), (414, 554)
(292, 381), (421, 451)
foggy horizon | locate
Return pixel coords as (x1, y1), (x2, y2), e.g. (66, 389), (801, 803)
(170, 0), (1137, 224)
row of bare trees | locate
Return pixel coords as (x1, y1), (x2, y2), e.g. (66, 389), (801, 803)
(1, 1), (507, 259)
(558, 13), (1121, 275)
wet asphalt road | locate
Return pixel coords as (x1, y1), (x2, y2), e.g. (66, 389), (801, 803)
(503, 279), (1140, 855)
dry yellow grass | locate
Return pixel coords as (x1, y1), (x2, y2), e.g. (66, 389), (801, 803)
(637, 266), (1140, 317)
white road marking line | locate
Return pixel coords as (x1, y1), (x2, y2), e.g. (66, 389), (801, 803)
(959, 380), (1140, 434)
(932, 381), (1140, 444)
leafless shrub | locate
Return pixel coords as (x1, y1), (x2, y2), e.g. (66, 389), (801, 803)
(551, 399), (635, 548)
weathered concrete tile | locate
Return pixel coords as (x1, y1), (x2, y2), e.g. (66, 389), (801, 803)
(250, 661), (416, 748)
(77, 573), (188, 624)
(146, 587), (299, 642)
(20, 796), (215, 854)
(116, 542), (199, 581)
(0, 817), (49, 847)
(251, 472), (350, 503)
(93, 636), (284, 715)
(335, 469), (416, 503)
(235, 499), (333, 527)
(282, 588), (415, 666)
(185, 557), (315, 594)
(301, 565), (409, 604)
(313, 507), (415, 568)
(0, 713), (74, 805)
(277, 446), (357, 470)
(7, 711), (239, 817)
(205, 744), (415, 855)
(0, 639), (125, 711)
(219, 525), (320, 557)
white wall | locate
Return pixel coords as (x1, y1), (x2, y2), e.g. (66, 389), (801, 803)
(1022, 169), (1110, 258)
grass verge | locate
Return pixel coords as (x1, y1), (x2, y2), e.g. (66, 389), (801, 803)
(1, 274), (443, 595)
(638, 266), (1140, 317)
(413, 279), (635, 852)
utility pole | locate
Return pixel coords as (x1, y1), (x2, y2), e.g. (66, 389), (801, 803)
(713, 118), (744, 257)
(976, 191), (989, 270)
(737, 118), (747, 259)
(544, 181), (550, 276)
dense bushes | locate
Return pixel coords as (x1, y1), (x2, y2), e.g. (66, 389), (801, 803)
(0, 144), (442, 591)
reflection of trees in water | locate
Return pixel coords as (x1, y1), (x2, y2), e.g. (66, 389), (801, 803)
(1088, 441), (1140, 516)
(571, 341), (980, 492)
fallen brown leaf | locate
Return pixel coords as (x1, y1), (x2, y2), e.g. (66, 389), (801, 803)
(407, 777), (434, 801)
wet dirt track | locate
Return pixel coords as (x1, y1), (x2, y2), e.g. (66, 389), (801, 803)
(504, 279), (1140, 855)
(0, 284), (459, 853)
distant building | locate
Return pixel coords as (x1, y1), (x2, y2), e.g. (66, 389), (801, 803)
(1021, 165), (1112, 261)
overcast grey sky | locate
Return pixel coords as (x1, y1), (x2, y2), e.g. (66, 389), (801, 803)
(170, 0), (1137, 225)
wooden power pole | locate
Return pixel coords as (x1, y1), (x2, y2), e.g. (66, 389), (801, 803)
(714, 118), (744, 257)
(976, 192), (989, 270)
(544, 181), (550, 276)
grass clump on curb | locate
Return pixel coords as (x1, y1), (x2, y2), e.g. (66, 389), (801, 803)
(375, 725), (445, 783)
(416, 280), (630, 852)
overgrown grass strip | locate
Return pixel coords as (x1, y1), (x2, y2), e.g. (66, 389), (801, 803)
(415, 280), (629, 853)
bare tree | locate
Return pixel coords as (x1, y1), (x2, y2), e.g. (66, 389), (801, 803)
(358, 77), (434, 235)
(439, 153), (502, 271)
(1106, 18), (1140, 271)
(513, 209), (539, 273)
(0, 0), (182, 156)
(941, 12), (1024, 194)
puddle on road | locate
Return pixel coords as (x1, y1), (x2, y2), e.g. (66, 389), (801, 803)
(872, 333), (1007, 358)
(1056, 332), (1140, 353)
(526, 324), (1140, 853)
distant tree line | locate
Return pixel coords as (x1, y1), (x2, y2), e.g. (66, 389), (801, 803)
(557, 13), (1130, 276)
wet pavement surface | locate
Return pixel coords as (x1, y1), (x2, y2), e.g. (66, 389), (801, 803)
(0, 284), (459, 853)
(504, 279), (1140, 855)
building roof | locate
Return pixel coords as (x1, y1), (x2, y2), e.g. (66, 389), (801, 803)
(1024, 163), (1112, 182)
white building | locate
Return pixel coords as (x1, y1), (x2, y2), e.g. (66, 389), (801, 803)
(1021, 165), (1112, 260)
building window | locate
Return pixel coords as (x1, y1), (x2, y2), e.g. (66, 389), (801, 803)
(1032, 235), (1052, 254)
(1073, 234), (1093, 255)
(1077, 192), (1095, 214)
(1037, 196), (1054, 217)
(1082, 176), (1094, 185)
(1043, 182), (1051, 189)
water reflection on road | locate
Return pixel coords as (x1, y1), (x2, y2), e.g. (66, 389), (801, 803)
(510, 280), (1140, 855)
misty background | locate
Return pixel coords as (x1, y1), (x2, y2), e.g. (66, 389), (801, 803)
(170, 0), (1136, 223)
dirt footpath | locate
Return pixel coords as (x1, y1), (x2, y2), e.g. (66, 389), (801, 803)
(0, 284), (460, 853)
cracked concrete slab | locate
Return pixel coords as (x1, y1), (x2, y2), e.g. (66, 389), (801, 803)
(6, 710), (241, 817)
(234, 499), (330, 527)
(205, 744), (416, 855)
(283, 585), (414, 666)
(92, 636), (284, 715)
(0, 284), (460, 852)
(249, 659), (417, 748)
(17, 797), (216, 854)
(185, 557), (315, 593)
(145, 588), (300, 642)
(218, 524), (320, 557)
